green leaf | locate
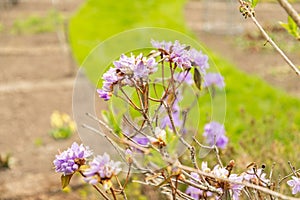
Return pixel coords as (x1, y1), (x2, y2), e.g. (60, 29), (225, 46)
(145, 149), (166, 168)
(288, 16), (297, 31)
(61, 174), (73, 189)
(279, 16), (300, 40)
(101, 109), (122, 137)
(165, 129), (179, 155)
(193, 68), (202, 90)
(251, 0), (259, 8)
(49, 127), (72, 140)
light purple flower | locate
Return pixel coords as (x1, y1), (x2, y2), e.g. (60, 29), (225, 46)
(212, 164), (229, 178)
(98, 53), (157, 100)
(131, 136), (150, 153)
(229, 174), (244, 200)
(160, 111), (182, 129)
(189, 48), (209, 73)
(84, 153), (122, 185)
(53, 142), (92, 175)
(185, 172), (212, 199)
(97, 67), (119, 101)
(174, 72), (193, 85)
(151, 40), (173, 50)
(151, 40), (192, 69)
(203, 121), (228, 149)
(133, 136), (150, 146)
(97, 89), (111, 101)
(287, 176), (300, 195)
(151, 40), (209, 73)
(113, 53), (157, 80)
(203, 73), (225, 89)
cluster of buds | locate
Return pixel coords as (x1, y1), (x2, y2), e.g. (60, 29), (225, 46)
(53, 142), (122, 191)
(239, 1), (255, 19)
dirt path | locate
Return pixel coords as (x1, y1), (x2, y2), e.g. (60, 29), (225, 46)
(184, 1), (300, 97)
(0, 1), (84, 199)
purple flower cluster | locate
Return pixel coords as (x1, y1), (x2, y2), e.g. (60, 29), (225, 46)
(203, 121), (228, 149)
(160, 111), (182, 130)
(151, 40), (209, 73)
(186, 172), (212, 199)
(83, 153), (122, 185)
(203, 73), (225, 89)
(53, 142), (92, 175)
(185, 162), (244, 200)
(174, 72), (193, 85)
(97, 53), (158, 101)
(229, 174), (245, 200)
(287, 176), (300, 195)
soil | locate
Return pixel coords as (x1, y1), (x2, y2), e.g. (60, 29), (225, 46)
(0, 1), (299, 199)
(185, 1), (300, 97)
(0, 0), (84, 199)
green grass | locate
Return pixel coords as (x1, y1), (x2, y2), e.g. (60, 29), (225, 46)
(201, 54), (300, 172)
(11, 9), (63, 34)
(69, 0), (191, 64)
(69, 0), (300, 190)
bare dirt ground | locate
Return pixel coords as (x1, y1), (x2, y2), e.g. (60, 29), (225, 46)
(0, 0), (84, 199)
(0, 1), (299, 200)
(185, 1), (300, 97)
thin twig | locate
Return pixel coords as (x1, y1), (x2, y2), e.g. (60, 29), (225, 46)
(193, 136), (213, 150)
(278, 168), (300, 184)
(193, 136), (224, 167)
(79, 171), (111, 199)
(86, 113), (150, 153)
(110, 188), (117, 200)
(86, 112), (120, 140)
(93, 185), (111, 200)
(238, 0), (300, 75)
(163, 102), (199, 171)
(181, 170), (219, 195)
(213, 145), (223, 168)
(81, 124), (127, 163)
(288, 161), (297, 176)
(119, 87), (142, 111)
(123, 115), (148, 138)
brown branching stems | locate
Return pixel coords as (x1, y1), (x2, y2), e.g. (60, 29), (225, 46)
(178, 164), (300, 200)
(93, 185), (110, 200)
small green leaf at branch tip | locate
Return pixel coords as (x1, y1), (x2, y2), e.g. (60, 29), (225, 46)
(279, 16), (300, 40)
(193, 68), (202, 90)
(251, 0), (259, 8)
(243, 0), (258, 8)
(61, 174), (73, 189)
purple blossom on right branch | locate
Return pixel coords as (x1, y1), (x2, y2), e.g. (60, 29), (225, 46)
(203, 73), (225, 89)
(287, 176), (300, 195)
(203, 121), (228, 149)
(83, 153), (122, 190)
